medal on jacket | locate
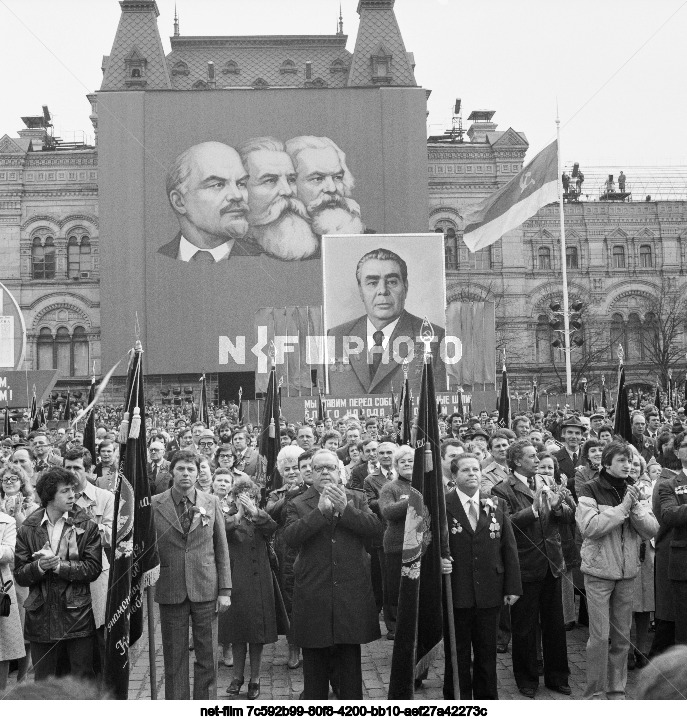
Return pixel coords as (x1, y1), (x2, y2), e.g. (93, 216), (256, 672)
(450, 518), (463, 534)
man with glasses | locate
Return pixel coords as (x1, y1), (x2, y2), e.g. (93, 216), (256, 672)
(30, 432), (63, 473)
(283, 449), (382, 700)
(197, 430), (218, 469)
(148, 441), (171, 495)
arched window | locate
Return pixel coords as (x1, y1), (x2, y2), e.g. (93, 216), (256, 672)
(222, 60), (240, 75)
(37, 325), (90, 377)
(280, 59), (297, 75)
(37, 328), (54, 370)
(566, 246), (578, 269)
(475, 246), (492, 271)
(131, 68), (141, 78)
(55, 327), (71, 376)
(67, 233), (92, 278)
(538, 246), (551, 270)
(643, 311), (657, 360)
(639, 245), (653, 268)
(627, 313), (643, 361)
(72, 326), (89, 376)
(610, 313), (625, 360)
(612, 245), (626, 268)
(192, 80), (207, 90)
(172, 61), (189, 76)
(31, 236), (55, 279)
(535, 314), (552, 363)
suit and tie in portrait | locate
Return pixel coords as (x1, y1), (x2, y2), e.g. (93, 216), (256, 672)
(326, 247), (446, 396)
(152, 451), (232, 700)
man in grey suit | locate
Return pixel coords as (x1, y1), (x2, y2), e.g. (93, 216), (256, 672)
(152, 449), (232, 699)
(327, 248), (446, 395)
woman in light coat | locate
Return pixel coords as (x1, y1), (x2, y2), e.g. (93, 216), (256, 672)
(0, 511), (26, 691)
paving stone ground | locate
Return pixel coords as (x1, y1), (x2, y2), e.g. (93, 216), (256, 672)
(5, 600), (644, 701)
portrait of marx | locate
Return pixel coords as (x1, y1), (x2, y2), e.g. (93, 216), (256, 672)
(326, 246), (446, 396)
(160, 136), (365, 264)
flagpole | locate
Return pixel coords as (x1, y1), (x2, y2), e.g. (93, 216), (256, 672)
(147, 587), (157, 699)
(556, 108), (573, 397)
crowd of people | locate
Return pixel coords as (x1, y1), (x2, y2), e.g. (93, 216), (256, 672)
(1, 399), (687, 701)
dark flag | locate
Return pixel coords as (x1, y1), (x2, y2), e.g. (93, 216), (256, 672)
(38, 404), (47, 428)
(198, 374), (209, 426)
(601, 377), (608, 410)
(613, 363), (633, 444)
(391, 382), (398, 416)
(399, 375), (412, 445)
(531, 382), (540, 414)
(256, 364), (280, 493)
(189, 395), (198, 425)
(82, 376), (97, 462)
(635, 388), (642, 411)
(47, 396), (54, 421)
(437, 400), (443, 417)
(104, 342), (160, 699)
(582, 384), (590, 414)
(388, 339), (450, 699)
(455, 387), (464, 420)
(3, 406), (10, 437)
(497, 361), (511, 428)
(317, 387), (326, 422)
(30, 390), (39, 432)
(654, 384), (662, 413)
(62, 391), (71, 422)
(237, 387), (244, 424)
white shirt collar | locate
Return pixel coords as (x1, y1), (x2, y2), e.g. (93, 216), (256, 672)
(40, 510), (69, 525)
(513, 470), (531, 485)
(366, 316), (401, 352)
(178, 234), (234, 262)
(456, 487), (480, 507)
(77, 482), (96, 500)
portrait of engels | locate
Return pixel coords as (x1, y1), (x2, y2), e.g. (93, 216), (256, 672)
(327, 247), (446, 396)
(158, 136), (365, 263)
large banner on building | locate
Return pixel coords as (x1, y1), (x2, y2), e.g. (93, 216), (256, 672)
(323, 233), (449, 395)
(98, 87), (429, 374)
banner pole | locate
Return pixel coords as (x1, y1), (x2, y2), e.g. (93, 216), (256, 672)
(443, 575), (460, 699)
(556, 106), (573, 397)
(146, 586), (157, 700)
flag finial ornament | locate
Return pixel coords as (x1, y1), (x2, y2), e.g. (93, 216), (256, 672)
(134, 312), (141, 342)
(268, 340), (276, 364)
(617, 343), (624, 365)
(402, 358), (409, 379)
(421, 317), (434, 360)
(238, 386), (243, 399)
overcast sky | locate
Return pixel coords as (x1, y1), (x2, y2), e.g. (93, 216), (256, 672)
(1, 0), (685, 169)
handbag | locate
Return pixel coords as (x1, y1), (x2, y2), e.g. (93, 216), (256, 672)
(0, 566), (12, 618)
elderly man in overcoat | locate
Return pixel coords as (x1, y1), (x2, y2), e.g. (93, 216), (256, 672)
(491, 439), (573, 698)
(283, 448), (382, 700)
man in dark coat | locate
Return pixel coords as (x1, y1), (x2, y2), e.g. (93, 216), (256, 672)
(650, 432), (687, 653)
(14, 467), (102, 681)
(283, 448), (382, 700)
(492, 440), (573, 698)
(443, 454), (522, 700)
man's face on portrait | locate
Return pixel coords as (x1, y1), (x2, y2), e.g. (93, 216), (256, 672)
(169, 143), (249, 248)
(292, 145), (363, 236)
(358, 258), (408, 329)
(242, 148), (317, 260)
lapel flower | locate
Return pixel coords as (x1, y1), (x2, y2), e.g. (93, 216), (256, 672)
(190, 505), (210, 526)
(481, 497), (495, 514)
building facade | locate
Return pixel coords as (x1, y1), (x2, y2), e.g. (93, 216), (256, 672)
(2, 0), (686, 406)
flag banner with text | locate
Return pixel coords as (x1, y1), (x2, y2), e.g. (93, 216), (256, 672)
(463, 140), (558, 252)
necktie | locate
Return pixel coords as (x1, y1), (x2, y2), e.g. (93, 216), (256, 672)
(468, 500), (479, 531)
(180, 497), (192, 534)
(192, 250), (215, 265)
(152, 463), (158, 482)
(370, 330), (385, 382)
(528, 478), (536, 492)
(572, 452), (578, 467)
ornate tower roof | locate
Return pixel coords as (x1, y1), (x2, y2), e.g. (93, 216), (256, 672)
(100, 1), (171, 91)
(347, 0), (416, 87)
